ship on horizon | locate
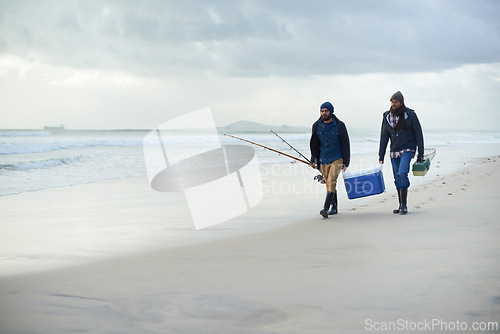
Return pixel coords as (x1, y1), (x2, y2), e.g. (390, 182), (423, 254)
(43, 124), (65, 131)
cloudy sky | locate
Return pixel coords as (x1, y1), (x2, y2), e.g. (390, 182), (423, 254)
(1, 0), (499, 130)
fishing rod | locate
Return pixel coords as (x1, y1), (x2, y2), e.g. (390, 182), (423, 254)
(223, 133), (310, 165)
(224, 133), (325, 183)
(271, 130), (324, 181)
(270, 130), (312, 164)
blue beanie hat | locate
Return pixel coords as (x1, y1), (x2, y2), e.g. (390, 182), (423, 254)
(320, 102), (334, 114)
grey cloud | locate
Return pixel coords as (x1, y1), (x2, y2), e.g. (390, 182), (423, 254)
(0, 0), (499, 77)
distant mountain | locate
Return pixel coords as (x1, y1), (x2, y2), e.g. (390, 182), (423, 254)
(219, 120), (308, 133)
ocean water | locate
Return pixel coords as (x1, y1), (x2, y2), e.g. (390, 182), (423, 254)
(1, 128), (500, 197)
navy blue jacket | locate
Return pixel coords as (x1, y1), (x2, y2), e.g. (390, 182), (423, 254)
(310, 115), (350, 168)
(379, 108), (424, 162)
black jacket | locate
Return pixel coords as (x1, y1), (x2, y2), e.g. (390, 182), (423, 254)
(379, 108), (424, 162)
(310, 115), (350, 168)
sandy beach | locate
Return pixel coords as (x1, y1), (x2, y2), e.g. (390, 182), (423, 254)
(1, 146), (500, 333)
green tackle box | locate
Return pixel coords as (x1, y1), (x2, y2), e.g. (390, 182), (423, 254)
(412, 158), (431, 176)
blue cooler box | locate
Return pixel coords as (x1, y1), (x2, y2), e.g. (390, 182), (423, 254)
(343, 165), (385, 199)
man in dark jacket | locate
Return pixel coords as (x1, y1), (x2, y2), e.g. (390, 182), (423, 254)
(379, 91), (424, 215)
(310, 102), (350, 218)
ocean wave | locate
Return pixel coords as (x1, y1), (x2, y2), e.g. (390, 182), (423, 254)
(0, 139), (142, 155)
(0, 155), (84, 171)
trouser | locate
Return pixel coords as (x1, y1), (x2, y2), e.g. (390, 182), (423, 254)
(320, 158), (343, 192)
(390, 151), (412, 189)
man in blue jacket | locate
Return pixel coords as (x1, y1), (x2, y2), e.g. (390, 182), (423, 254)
(379, 91), (424, 215)
(310, 102), (350, 218)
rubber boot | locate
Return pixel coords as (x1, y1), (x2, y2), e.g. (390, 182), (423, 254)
(400, 188), (408, 215)
(328, 191), (338, 215)
(320, 191), (334, 218)
(393, 189), (401, 214)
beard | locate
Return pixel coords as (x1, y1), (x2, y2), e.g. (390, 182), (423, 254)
(321, 113), (332, 121)
(391, 103), (403, 111)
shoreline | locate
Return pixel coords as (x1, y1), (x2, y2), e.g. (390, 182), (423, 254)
(2, 141), (499, 198)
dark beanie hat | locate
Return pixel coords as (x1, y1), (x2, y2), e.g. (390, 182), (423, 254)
(320, 102), (334, 114)
(390, 91), (404, 104)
